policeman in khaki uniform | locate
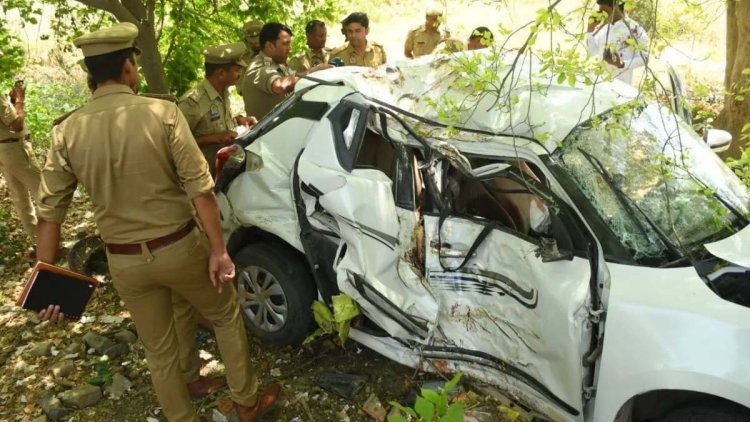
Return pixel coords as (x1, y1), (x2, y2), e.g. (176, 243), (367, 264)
(236, 20), (263, 96)
(288, 20), (331, 73)
(330, 12), (386, 67)
(404, 6), (447, 58)
(178, 43), (255, 174)
(35, 23), (280, 422)
(241, 22), (330, 119)
(0, 82), (41, 242)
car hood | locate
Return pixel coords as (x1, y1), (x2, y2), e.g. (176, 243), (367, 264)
(705, 224), (750, 268)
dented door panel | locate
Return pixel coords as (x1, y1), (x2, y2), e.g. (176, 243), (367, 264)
(424, 213), (591, 413)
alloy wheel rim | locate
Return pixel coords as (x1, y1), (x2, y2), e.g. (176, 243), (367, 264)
(237, 265), (288, 332)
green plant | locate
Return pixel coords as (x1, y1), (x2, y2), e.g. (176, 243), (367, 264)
(23, 79), (90, 151)
(88, 355), (113, 386)
(0, 22), (25, 85)
(388, 373), (465, 422)
(304, 294), (360, 346)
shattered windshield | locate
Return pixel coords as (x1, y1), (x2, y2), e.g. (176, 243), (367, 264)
(555, 103), (750, 262)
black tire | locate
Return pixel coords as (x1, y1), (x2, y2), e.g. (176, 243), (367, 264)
(659, 401), (750, 422)
(233, 241), (317, 346)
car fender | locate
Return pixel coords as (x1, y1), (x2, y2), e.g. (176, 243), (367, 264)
(593, 264), (750, 421)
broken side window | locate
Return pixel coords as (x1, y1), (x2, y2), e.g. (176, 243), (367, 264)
(446, 158), (553, 239)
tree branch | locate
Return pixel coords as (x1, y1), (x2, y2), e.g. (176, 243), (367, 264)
(75, 0), (136, 23)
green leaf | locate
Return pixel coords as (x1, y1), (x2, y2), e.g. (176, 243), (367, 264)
(442, 373), (463, 392)
(556, 73), (566, 85)
(439, 403), (465, 422)
(421, 388), (443, 406)
(415, 397), (435, 420)
(389, 402), (418, 418)
(387, 416), (409, 422)
(742, 68), (750, 76)
(567, 73), (576, 87)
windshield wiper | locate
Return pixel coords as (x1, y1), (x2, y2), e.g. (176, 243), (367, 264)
(578, 149), (685, 260)
(691, 178), (750, 227)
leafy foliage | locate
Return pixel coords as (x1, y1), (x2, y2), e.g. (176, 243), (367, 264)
(23, 78), (90, 150)
(0, 22), (25, 85)
(388, 373), (464, 422)
(5, 0), (342, 95)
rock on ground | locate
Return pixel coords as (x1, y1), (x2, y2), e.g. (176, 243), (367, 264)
(28, 341), (52, 357)
(113, 329), (137, 345)
(82, 332), (114, 355)
(58, 385), (102, 409)
(50, 360), (75, 379)
(104, 373), (133, 399)
(37, 392), (69, 420)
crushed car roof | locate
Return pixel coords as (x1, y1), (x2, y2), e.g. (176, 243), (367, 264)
(297, 50), (639, 153)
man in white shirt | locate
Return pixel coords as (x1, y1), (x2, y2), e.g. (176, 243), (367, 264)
(586, 0), (649, 85)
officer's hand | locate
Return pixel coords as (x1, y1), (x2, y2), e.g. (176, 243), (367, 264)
(587, 16), (599, 33)
(235, 116), (257, 128)
(309, 63), (333, 74)
(10, 85), (25, 102)
(217, 131), (237, 144)
(208, 251), (235, 294)
(604, 51), (624, 68)
(38, 305), (65, 324)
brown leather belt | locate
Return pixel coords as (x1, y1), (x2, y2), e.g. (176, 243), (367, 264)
(0, 134), (30, 143)
(106, 220), (197, 255)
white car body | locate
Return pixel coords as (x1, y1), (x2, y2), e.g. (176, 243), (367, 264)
(217, 52), (750, 421)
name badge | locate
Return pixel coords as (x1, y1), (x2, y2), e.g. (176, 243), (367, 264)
(209, 103), (220, 122)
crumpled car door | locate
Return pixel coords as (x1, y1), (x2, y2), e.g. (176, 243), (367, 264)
(421, 161), (594, 417)
(294, 94), (438, 341)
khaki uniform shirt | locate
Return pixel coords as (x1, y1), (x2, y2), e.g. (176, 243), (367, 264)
(241, 52), (292, 119)
(0, 98), (24, 140)
(288, 47), (330, 73)
(330, 42), (387, 67)
(178, 79), (235, 169)
(38, 84), (213, 244)
(405, 25), (443, 57)
(0, 99), (34, 169)
(236, 48), (258, 96)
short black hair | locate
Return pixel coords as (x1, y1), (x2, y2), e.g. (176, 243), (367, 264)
(205, 62), (236, 77)
(305, 20), (326, 35)
(84, 48), (137, 84)
(596, 0), (625, 7)
(342, 12), (369, 29)
(469, 26), (494, 42)
(259, 22), (293, 48)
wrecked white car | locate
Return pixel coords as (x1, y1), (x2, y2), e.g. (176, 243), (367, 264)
(215, 53), (750, 421)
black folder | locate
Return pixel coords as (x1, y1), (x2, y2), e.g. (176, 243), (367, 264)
(16, 261), (99, 320)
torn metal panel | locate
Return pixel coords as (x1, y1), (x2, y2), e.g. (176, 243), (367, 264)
(424, 215), (591, 413)
(705, 224), (750, 268)
(227, 117), (320, 250)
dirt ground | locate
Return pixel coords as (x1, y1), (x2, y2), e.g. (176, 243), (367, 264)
(0, 184), (514, 422)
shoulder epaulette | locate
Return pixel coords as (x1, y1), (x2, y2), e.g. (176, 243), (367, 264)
(52, 107), (83, 126)
(141, 92), (178, 103)
(330, 43), (348, 55)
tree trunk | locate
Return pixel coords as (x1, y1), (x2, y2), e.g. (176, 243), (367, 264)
(75, 0), (169, 93)
(718, 0), (750, 159)
(135, 19), (169, 93)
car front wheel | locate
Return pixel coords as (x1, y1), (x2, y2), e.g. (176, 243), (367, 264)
(234, 241), (317, 346)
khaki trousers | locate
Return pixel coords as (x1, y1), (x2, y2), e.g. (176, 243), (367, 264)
(107, 227), (258, 422)
(0, 141), (40, 240)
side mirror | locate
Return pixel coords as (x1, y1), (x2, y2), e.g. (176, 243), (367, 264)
(704, 128), (732, 153)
